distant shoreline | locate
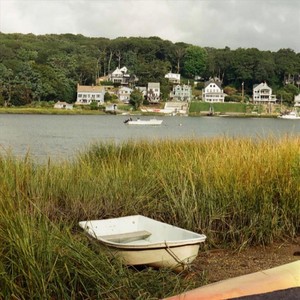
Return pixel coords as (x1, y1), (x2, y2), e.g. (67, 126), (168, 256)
(0, 107), (281, 118)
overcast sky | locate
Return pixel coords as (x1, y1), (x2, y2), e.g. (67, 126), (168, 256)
(1, 0), (299, 52)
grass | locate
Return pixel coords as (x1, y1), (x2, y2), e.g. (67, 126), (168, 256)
(0, 137), (300, 298)
(0, 107), (106, 115)
(189, 102), (248, 114)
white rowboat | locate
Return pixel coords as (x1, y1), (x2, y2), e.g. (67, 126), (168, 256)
(79, 215), (206, 270)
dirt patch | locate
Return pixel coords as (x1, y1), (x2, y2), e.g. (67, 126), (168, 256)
(194, 237), (300, 283)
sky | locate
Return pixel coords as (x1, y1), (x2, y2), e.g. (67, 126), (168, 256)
(0, 0), (300, 52)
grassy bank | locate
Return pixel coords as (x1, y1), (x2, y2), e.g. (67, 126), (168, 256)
(189, 102), (283, 116)
(0, 107), (106, 115)
(1, 137), (300, 298)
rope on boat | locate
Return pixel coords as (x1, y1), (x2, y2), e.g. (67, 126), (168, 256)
(164, 241), (185, 269)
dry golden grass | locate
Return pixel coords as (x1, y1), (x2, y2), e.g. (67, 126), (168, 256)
(0, 137), (300, 298)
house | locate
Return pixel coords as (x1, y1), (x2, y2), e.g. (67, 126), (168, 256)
(202, 78), (227, 102)
(117, 86), (133, 103)
(147, 82), (160, 103)
(75, 84), (105, 106)
(252, 82), (276, 104)
(165, 72), (181, 84)
(170, 84), (192, 101)
(54, 101), (73, 110)
(109, 66), (138, 86)
(294, 94), (300, 107)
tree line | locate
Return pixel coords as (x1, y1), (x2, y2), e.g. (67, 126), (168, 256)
(0, 33), (299, 106)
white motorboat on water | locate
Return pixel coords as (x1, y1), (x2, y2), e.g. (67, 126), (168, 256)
(79, 215), (206, 270)
(278, 111), (300, 120)
(124, 118), (163, 125)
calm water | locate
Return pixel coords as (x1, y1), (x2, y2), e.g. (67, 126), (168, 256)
(1, 114), (300, 162)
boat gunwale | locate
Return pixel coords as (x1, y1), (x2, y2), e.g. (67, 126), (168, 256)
(95, 236), (206, 250)
(79, 215), (206, 249)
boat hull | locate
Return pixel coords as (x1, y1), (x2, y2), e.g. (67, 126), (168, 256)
(278, 116), (300, 119)
(126, 119), (163, 125)
(79, 215), (206, 270)
(278, 111), (300, 119)
(112, 242), (201, 269)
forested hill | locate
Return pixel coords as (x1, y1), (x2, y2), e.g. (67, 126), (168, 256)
(0, 33), (299, 105)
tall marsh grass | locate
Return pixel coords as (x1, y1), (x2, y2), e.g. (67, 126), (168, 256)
(1, 137), (300, 298)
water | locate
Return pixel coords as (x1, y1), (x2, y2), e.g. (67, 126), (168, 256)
(1, 114), (300, 162)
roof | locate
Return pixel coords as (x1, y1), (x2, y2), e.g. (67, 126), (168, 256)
(136, 86), (147, 91)
(112, 66), (128, 75)
(204, 79), (222, 89)
(55, 101), (72, 105)
(253, 82), (271, 90)
(77, 85), (105, 93)
(148, 82), (160, 89)
(165, 73), (180, 80)
(118, 86), (133, 92)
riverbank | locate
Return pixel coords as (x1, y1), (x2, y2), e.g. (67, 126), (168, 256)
(0, 107), (106, 115)
(1, 138), (300, 298)
(0, 101), (288, 118)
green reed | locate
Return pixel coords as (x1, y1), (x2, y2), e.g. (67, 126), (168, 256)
(0, 137), (300, 298)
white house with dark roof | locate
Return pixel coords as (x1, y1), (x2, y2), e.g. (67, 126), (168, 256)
(252, 82), (276, 104)
(202, 78), (227, 102)
(76, 84), (105, 106)
(147, 82), (160, 103)
(109, 66), (138, 86)
(109, 67), (128, 84)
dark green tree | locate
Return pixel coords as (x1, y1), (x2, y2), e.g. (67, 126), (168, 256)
(129, 89), (143, 110)
(182, 46), (208, 78)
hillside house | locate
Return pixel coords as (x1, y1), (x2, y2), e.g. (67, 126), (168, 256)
(109, 66), (138, 86)
(117, 86), (133, 103)
(147, 82), (160, 103)
(76, 84), (105, 106)
(252, 82), (276, 104)
(170, 84), (192, 101)
(165, 72), (181, 84)
(202, 78), (227, 102)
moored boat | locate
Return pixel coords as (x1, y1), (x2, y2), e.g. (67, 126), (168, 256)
(79, 215), (206, 270)
(124, 118), (163, 125)
(278, 111), (300, 119)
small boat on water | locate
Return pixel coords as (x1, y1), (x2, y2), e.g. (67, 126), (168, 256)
(124, 118), (163, 125)
(278, 111), (300, 119)
(79, 215), (206, 270)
